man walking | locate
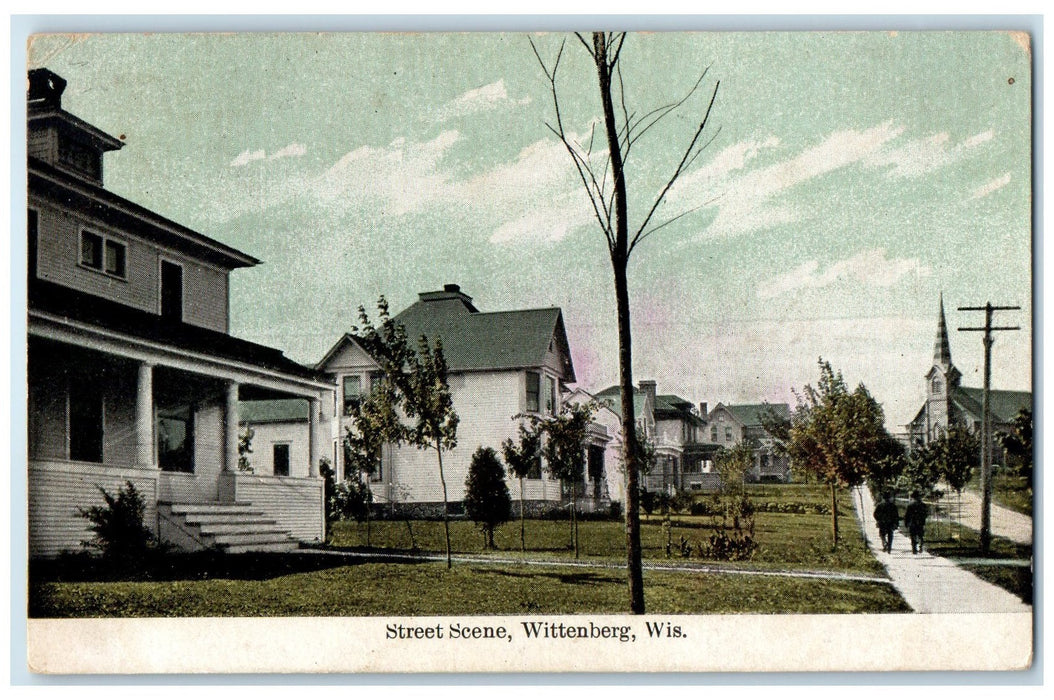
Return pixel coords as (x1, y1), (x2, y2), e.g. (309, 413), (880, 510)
(904, 491), (929, 555)
(873, 491), (900, 553)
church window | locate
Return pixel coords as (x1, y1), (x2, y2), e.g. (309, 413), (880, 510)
(931, 377), (942, 393)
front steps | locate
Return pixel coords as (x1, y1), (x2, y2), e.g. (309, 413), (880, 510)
(158, 502), (300, 554)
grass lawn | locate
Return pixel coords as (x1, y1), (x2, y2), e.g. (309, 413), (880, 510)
(920, 520), (1032, 604)
(990, 473), (1033, 517)
(29, 553), (908, 617)
(332, 486), (881, 576)
(29, 484), (906, 617)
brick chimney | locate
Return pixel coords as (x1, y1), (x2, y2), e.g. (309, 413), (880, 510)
(28, 68), (66, 110)
(699, 402), (708, 418)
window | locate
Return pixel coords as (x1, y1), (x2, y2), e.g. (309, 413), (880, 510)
(58, 138), (101, 179)
(370, 450), (384, 483)
(525, 371), (540, 412)
(931, 377), (943, 393)
(588, 445), (605, 483)
(711, 426), (718, 442)
(28, 208), (38, 279)
(343, 375), (362, 414)
(104, 240), (126, 277)
(273, 444), (290, 476)
(545, 376), (556, 415)
(160, 260), (183, 320)
(369, 371), (384, 391)
(80, 231), (102, 269)
(80, 230), (127, 279)
(526, 453), (542, 479)
(158, 405), (194, 473)
(69, 374), (103, 463)
(725, 427), (733, 442)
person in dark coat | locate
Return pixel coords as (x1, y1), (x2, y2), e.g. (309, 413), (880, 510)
(873, 491), (900, 553)
(903, 491), (929, 555)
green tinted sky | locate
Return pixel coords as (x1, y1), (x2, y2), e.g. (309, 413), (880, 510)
(28, 31), (1032, 429)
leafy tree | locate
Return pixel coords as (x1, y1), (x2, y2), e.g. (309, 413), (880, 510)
(237, 426), (255, 473)
(714, 441), (756, 531)
(464, 446), (513, 549)
(532, 32), (720, 614)
(502, 422), (543, 552)
(344, 375), (404, 547)
(788, 359), (900, 547)
(353, 298), (459, 568)
(902, 440), (941, 495)
(529, 402), (595, 558)
(79, 480), (154, 564)
(937, 425), (980, 494)
(997, 407), (1033, 487)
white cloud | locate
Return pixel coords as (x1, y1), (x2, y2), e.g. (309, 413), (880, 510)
(230, 149), (266, 167)
(866, 129), (994, 178)
(697, 122), (906, 238)
(969, 172), (1012, 200)
(756, 248), (931, 299)
(269, 143), (307, 160)
(435, 79), (531, 122)
(313, 131), (460, 215)
(230, 143), (307, 168)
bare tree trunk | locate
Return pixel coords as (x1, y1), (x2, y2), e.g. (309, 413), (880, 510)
(572, 481), (579, 559)
(830, 481), (840, 548)
(436, 443), (452, 569)
(520, 477), (526, 553)
(594, 33), (645, 615)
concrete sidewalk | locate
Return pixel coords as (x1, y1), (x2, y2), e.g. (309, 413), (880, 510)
(854, 486), (1032, 614)
(945, 488), (1033, 545)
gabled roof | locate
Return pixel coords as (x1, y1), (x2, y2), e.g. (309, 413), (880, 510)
(715, 403), (790, 427)
(391, 287), (576, 380)
(594, 385), (646, 420)
(315, 333), (376, 372)
(953, 387), (1031, 424)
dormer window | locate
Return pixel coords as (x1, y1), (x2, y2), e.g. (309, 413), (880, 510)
(80, 230), (126, 279)
(58, 138), (102, 180)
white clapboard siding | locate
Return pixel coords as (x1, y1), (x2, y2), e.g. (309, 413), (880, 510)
(28, 460), (160, 558)
(389, 370), (561, 503)
(29, 201), (231, 333)
(227, 473), (324, 543)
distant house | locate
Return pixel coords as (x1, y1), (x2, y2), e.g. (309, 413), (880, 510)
(906, 295), (1031, 461)
(317, 284), (576, 515)
(564, 387), (622, 511)
(26, 69), (334, 557)
(706, 403), (792, 482)
(594, 381), (718, 493)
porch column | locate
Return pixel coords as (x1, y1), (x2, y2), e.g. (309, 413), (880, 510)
(224, 380), (240, 472)
(308, 396), (321, 477)
(135, 362), (155, 468)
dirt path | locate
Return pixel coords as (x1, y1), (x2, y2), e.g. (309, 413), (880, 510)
(853, 486), (1031, 614)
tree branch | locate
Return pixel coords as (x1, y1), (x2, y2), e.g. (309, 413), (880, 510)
(630, 79), (720, 253)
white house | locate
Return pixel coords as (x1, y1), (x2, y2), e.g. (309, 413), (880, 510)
(26, 69), (334, 556)
(316, 284), (576, 515)
(706, 402), (791, 482)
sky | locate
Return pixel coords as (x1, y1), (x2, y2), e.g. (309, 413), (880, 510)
(26, 30), (1033, 431)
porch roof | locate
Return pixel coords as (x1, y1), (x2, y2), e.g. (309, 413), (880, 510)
(29, 278), (321, 382)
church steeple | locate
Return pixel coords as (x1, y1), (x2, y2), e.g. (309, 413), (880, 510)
(933, 292), (954, 371)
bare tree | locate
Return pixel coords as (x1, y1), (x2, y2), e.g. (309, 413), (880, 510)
(531, 32), (719, 614)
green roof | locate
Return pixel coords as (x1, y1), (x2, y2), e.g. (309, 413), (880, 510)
(240, 399), (309, 424)
(954, 387), (1031, 424)
(392, 288), (575, 380)
(594, 385), (646, 420)
(722, 403), (791, 427)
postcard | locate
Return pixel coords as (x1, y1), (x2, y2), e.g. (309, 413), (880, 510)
(22, 29), (1032, 674)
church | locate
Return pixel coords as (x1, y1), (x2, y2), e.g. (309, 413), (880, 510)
(906, 295), (1031, 458)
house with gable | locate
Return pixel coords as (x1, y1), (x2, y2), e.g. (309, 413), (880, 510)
(906, 295), (1031, 460)
(594, 381), (718, 493)
(564, 387), (622, 511)
(315, 284), (575, 514)
(26, 69), (335, 557)
(706, 402), (792, 482)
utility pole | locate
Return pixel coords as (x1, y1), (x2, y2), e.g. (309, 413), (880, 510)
(958, 302), (1020, 554)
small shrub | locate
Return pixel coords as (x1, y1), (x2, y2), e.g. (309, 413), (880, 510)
(703, 531), (758, 561)
(609, 500), (623, 521)
(79, 481), (154, 564)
